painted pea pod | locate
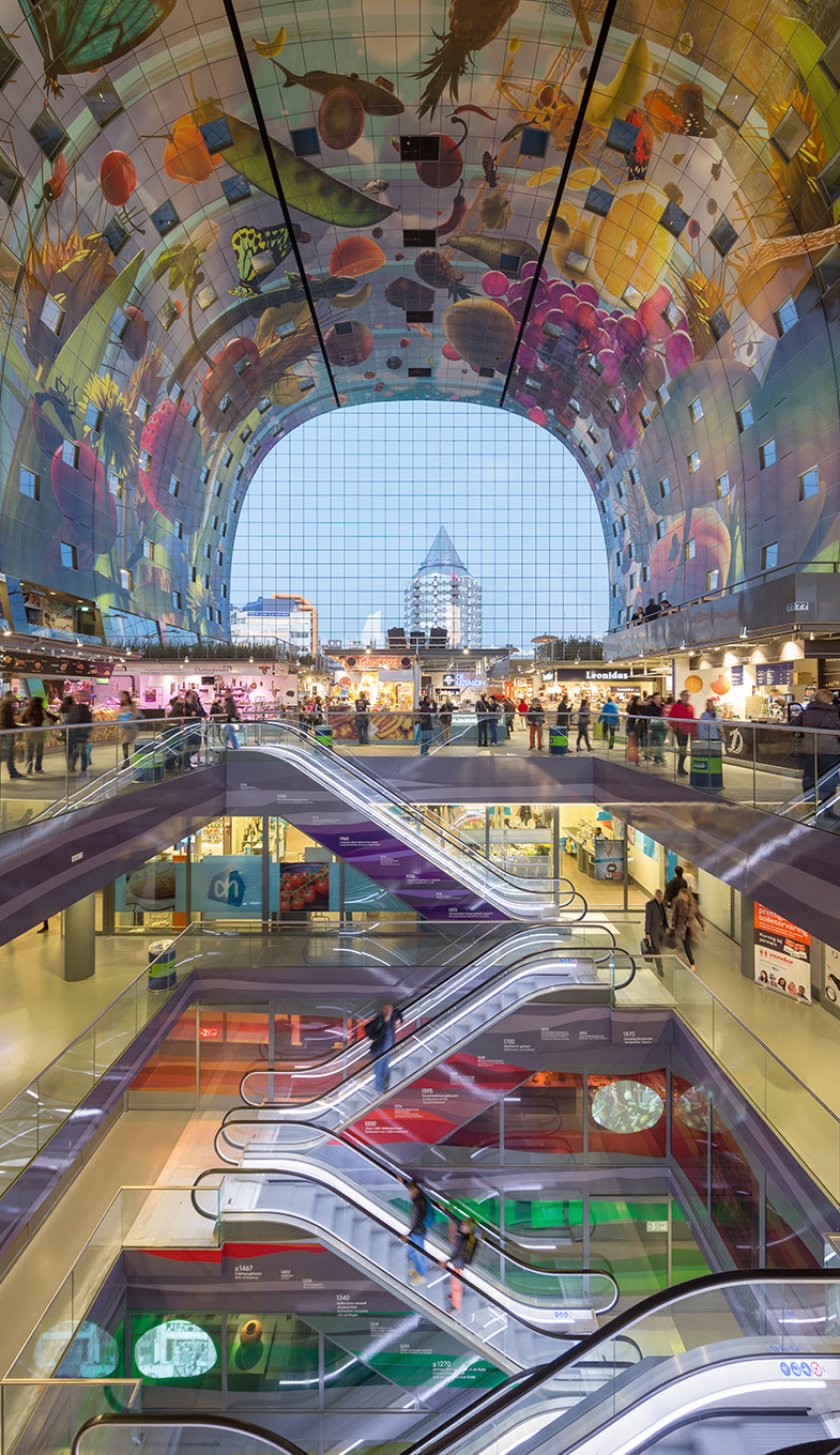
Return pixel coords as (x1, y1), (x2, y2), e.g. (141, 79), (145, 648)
(191, 98), (394, 227)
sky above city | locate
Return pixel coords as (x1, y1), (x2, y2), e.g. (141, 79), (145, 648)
(230, 401), (609, 650)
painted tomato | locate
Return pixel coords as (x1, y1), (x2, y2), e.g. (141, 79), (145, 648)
(100, 150), (137, 206)
(200, 337), (263, 432)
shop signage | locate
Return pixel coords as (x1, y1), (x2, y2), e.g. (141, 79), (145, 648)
(0, 648), (114, 678)
(548, 668), (652, 683)
(755, 663), (794, 687)
(730, 666), (744, 685)
(754, 903), (811, 1003)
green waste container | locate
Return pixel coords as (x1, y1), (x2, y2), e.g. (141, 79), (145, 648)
(315, 725), (334, 750)
(148, 939), (177, 991)
(549, 726), (568, 756)
(689, 740), (723, 790)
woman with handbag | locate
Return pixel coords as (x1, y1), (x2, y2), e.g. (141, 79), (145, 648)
(670, 887), (707, 973)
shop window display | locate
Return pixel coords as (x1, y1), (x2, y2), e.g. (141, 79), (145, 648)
(588, 1072), (667, 1159)
(710, 1106), (760, 1268)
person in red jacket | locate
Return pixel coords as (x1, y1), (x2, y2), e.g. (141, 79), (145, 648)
(668, 690), (697, 776)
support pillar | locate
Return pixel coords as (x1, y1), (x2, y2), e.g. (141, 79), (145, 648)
(63, 895), (96, 982)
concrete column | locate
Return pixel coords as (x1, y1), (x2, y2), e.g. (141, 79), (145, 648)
(740, 896), (755, 980)
(63, 895), (96, 982)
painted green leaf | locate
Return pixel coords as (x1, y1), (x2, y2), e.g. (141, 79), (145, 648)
(45, 250), (145, 394)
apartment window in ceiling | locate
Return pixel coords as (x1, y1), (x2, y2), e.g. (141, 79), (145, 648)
(762, 541), (779, 570)
(120, 568), (133, 591)
(143, 540), (155, 561)
(716, 472), (731, 498)
(84, 402), (102, 432)
(0, 34), (21, 90)
(223, 449), (233, 468)
(41, 295), (64, 336)
(169, 475), (180, 497)
(684, 538), (696, 560)
(656, 519), (666, 540)
(30, 106), (67, 160)
(688, 396), (704, 422)
(687, 450), (700, 473)
(136, 396), (151, 422)
(19, 466), (39, 500)
(759, 438), (777, 469)
(771, 106), (810, 162)
(716, 81), (756, 129)
(773, 295), (798, 336)
(61, 440), (79, 469)
(59, 542), (77, 569)
(659, 476), (670, 498)
(799, 466), (820, 500)
(736, 402), (753, 432)
(173, 591), (182, 610)
(706, 568), (721, 591)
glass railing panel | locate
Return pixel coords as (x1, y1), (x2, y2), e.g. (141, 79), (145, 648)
(1, 1380), (140, 1455)
(670, 963), (714, 1049)
(764, 1061), (840, 1205)
(35, 1031), (96, 1150)
(711, 1002), (767, 1115)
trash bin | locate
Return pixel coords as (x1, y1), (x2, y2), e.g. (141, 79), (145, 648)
(133, 740), (165, 783)
(148, 939), (177, 990)
(689, 739), (723, 790)
(315, 725), (334, 750)
(549, 726), (568, 756)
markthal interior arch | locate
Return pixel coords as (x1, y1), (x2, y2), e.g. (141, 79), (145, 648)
(5, 5), (840, 1455)
(0, 0), (838, 648)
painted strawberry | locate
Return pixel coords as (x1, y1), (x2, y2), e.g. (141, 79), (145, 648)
(138, 397), (205, 534)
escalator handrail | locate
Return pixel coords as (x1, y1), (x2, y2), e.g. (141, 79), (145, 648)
(249, 719), (583, 904)
(31, 723), (207, 823)
(239, 929), (628, 1086)
(238, 942), (636, 1106)
(213, 1111), (620, 1313)
(190, 1163), (586, 1341)
(393, 1267), (840, 1455)
(71, 1412), (308, 1455)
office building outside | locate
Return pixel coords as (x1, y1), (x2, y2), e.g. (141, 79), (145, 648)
(231, 595), (318, 654)
(404, 529), (482, 648)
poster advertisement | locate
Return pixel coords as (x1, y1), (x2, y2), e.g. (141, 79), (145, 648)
(594, 840), (626, 882)
(279, 862), (330, 917)
(754, 903), (812, 1003)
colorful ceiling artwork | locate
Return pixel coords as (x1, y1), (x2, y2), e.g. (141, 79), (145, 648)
(0, 0), (838, 644)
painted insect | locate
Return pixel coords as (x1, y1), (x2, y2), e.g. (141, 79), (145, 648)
(229, 225), (292, 296)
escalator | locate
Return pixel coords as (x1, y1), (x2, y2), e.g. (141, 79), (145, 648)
(237, 931), (635, 1133)
(72, 1272), (840, 1453)
(235, 720), (588, 921)
(191, 1138), (618, 1372)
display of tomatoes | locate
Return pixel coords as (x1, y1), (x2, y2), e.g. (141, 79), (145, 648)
(279, 866), (330, 915)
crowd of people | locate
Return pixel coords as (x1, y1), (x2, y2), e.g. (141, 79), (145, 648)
(629, 597), (675, 624)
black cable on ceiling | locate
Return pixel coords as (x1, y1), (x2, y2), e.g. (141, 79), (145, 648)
(220, 0), (341, 408)
(499, 0), (620, 409)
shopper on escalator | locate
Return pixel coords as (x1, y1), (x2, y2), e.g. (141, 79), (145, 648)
(365, 1002), (403, 1095)
(402, 1178), (431, 1284)
(448, 1216), (479, 1311)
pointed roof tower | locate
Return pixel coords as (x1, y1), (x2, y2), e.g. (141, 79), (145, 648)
(418, 527), (466, 574)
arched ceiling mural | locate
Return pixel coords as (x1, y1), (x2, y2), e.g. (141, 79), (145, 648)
(0, 0), (838, 645)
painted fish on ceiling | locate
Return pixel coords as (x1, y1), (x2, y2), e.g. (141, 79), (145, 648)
(275, 64), (404, 115)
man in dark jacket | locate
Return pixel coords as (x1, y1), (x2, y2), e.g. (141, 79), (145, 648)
(0, 691), (21, 780)
(474, 695), (489, 748)
(664, 866), (686, 906)
(68, 698), (93, 775)
(801, 690), (840, 811)
(644, 888), (669, 972)
(365, 1002), (403, 1094)
(402, 1178), (431, 1283)
(416, 696), (436, 755)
